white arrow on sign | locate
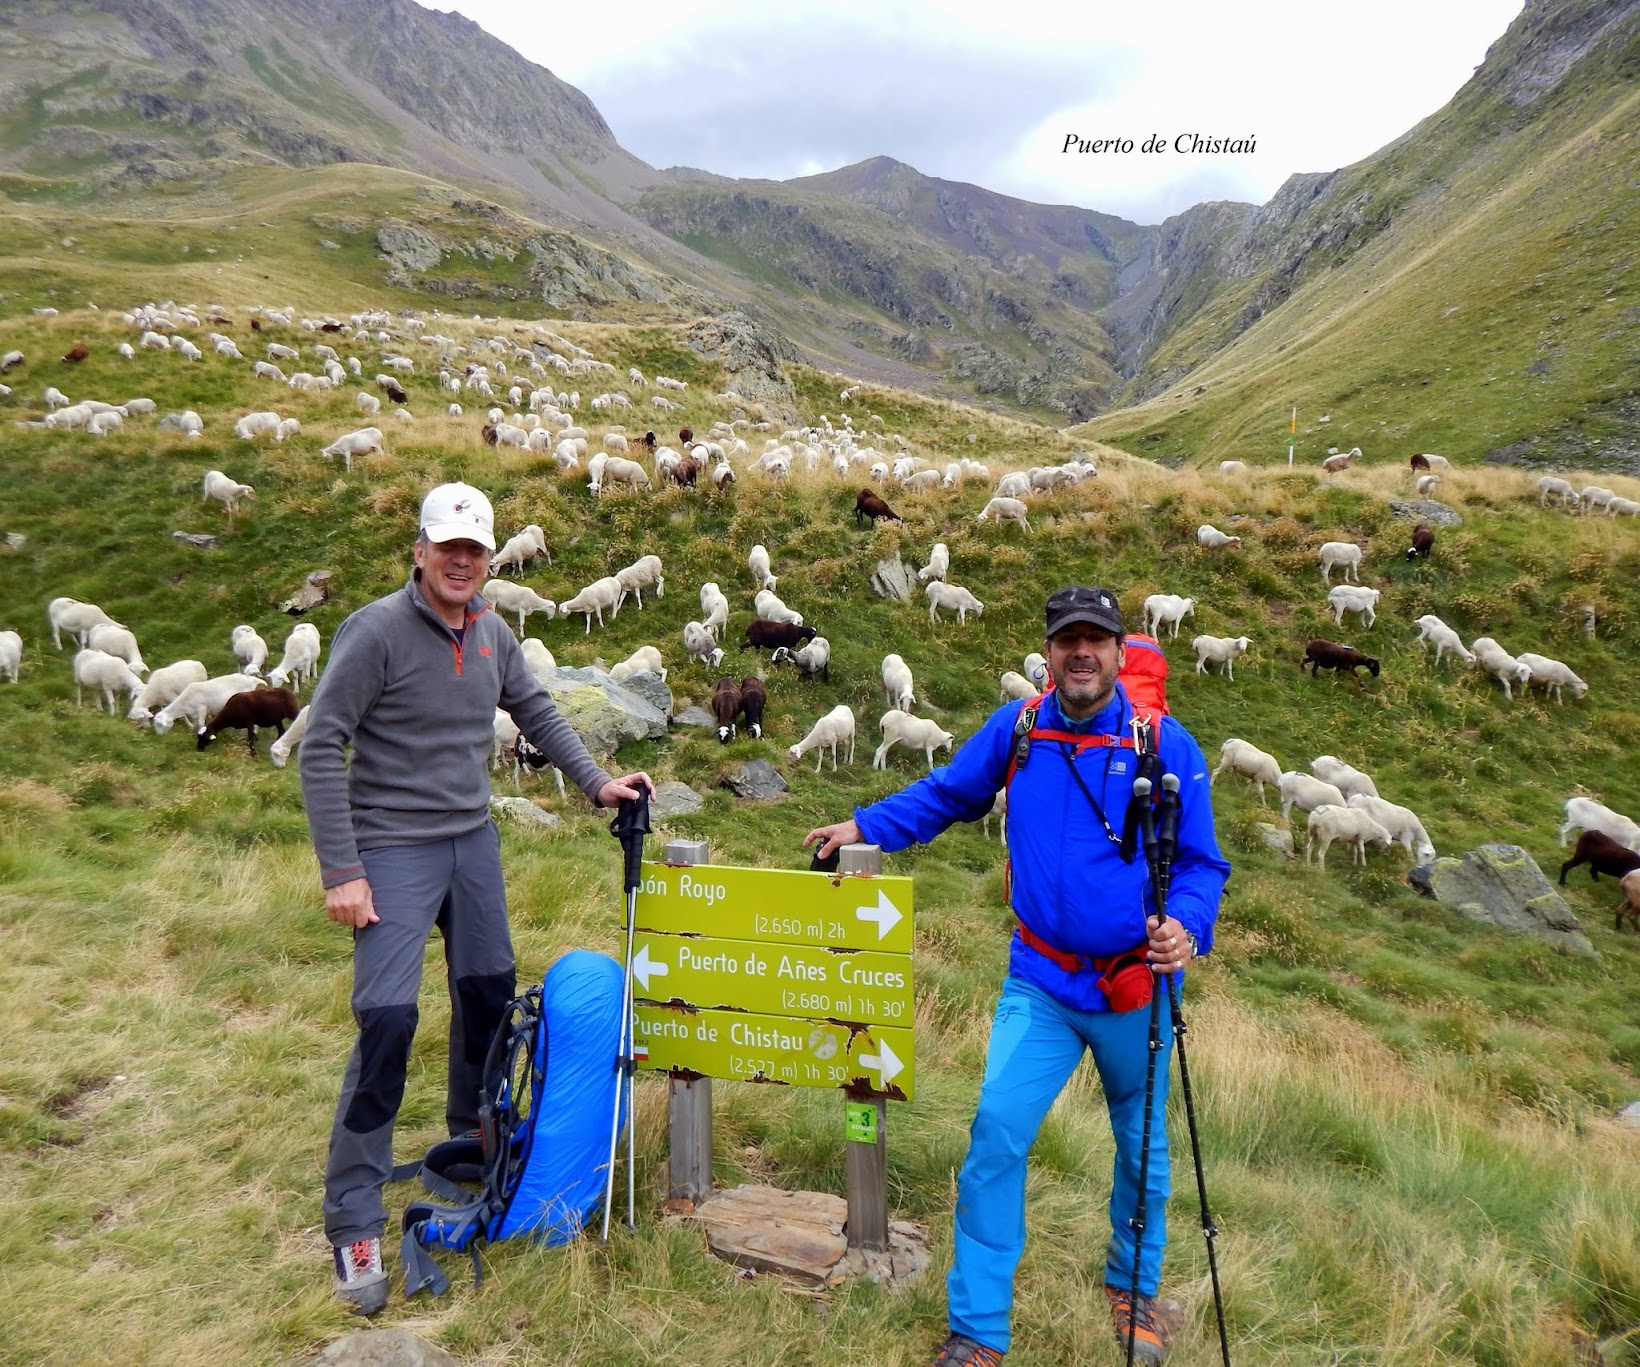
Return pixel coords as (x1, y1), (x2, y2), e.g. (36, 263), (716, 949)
(633, 944), (670, 993)
(854, 889), (903, 940)
(858, 1038), (904, 1089)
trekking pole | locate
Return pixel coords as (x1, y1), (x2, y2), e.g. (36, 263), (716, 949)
(601, 788), (651, 1241)
(1153, 774), (1231, 1366)
(1126, 775), (1166, 1367)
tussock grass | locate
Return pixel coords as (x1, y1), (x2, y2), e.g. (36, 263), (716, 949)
(0, 304), (1637, 1365)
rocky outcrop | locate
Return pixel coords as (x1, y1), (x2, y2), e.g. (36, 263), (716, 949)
(543, 667), (668, 759)
(1388, 499), (1463, 527)
(489, 796), (562, 831)
(376, 222), (442, 272)
(869, 555), (915, 602)
(721, 760), (789, 801)
(684, 313), (796, 418)
(649, 780), (704, 821)
(1414, 843), (1596, 957)
(311, 1328), (462, 1366)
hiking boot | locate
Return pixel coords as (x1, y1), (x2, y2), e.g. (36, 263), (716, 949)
(1106, 1284), (1171, 1363)
(930, 1331), (1005, 1367)
(332, 1236), (388, 1315)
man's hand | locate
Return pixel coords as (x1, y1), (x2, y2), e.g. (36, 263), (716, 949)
(326, 877), (378, 929)
(597, 771), (656, 807)
(802, 819), (861, 861)
(1146, 915), (1193, 973)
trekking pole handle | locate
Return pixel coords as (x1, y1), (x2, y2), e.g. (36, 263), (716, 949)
(1132, 776), (1160, 876)
(1156, 773), (1182, 896)
(608, 790), (652, 893)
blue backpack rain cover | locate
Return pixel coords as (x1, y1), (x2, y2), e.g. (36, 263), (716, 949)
(399, 948), (627, 1296)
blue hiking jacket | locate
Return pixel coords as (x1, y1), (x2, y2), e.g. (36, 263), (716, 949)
(854, 684), (1230, 1012)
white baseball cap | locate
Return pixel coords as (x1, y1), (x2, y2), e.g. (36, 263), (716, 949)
(419, 482), (496, 551)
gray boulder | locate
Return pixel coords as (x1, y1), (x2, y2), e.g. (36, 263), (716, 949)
(1388, 499), (1463, 528)
(674, 705), (716, 729)
(311, 1328), (462, 1366)
(650, 780), (704, 820)
(1421, 844), (1596, 956)
(489, 796), (562, 830)
(611, 668), (673, 719)
(376, 222), (443, 273)
(1255, 823), (1296, 860)
(543, 667), (669, 758)
(870, 555), (916, 602)
(171, 531), (219, 549)
(722, 759), (790, 800)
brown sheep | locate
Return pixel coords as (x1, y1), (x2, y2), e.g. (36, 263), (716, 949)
(738, 676), (767, 740)
(1616, 869), (1640, 933)
(855, 488), (902, 524)
(1303, 639), (1380, 682)
(1409, 453), (1431, 473)
(1405, 522), (1435, 560)
(1560, 830), (1640, 886)
(196, 686), (301, 755)
(710, 677), (742, 744)
(61, 341), (89, 363)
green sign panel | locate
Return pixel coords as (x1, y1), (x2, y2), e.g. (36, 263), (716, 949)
(632, 933), (912, 1028)
(633, 1005), (914, 1099)
(845, 1102), (879, 1144)
(635, 862), (914, 954)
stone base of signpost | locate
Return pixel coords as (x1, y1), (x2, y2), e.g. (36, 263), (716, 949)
(683, 1184), (929, 1289)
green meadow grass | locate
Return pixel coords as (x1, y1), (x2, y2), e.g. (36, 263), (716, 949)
(0, 306), (1637, 1366)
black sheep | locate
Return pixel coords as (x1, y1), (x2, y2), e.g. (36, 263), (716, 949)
(738, 676), (767, 740)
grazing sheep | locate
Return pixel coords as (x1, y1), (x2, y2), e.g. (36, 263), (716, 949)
(615, 554), (664, 610)
(320, 427), (384, 471)
(700, 581), (730, 641)
(202, 469), (255, 514)
(128, 659), (208, 724)
(754, 588), (803, 625)
(873, 710), (954, 771)
(683, 621), (725, 669)
(1560, 796), (1640, 852)
(916, 542), (950, 583)
(520, 637), (557, 686)
(85, 622), (148, 676)
(1280, 773), (1350, 822)
(1141, 594), (1196, 639)
(1469, 637), (1527, 699)
(881, 653), (915, 711)
(0, 629), (20, 683)
(710, 677), (742, 743)
(356, 390), (382, 415)
(267, 623), (322, 690)
(995, 471), (1033, 499)
(1558, 830), (1640, 885)
(1022, 652), (1049, 688)
(1615, 869), (1640, 933)
(269, 704), (310, 768)
(738, 676), (768, 739)
(72, 648), (144, 714)
(1327, 584), (1381, 628)
(999, 670), (1036, 702)
(1412, 615), (1475, 667)
(1579, 485), (1616, 515)
(741, 620), (815, 654)
(1515, 652), (1587, 703)
(47, 596), (116, 650)
(1196, 525), (1242, 550)
(1305, 805), (1393, 868)
(1302, 639), (1380, 682)
(1406, 522), (1435, 559)
(493, 524), (550, 575)
(1192, 634), (1252, 679)
(926, 581), (984, 624)
(1218, 461), (1248, 476)
(601, 455), (651, 491)
(1345, 794), (1436, 863)
(788, 704), (856, 772)
(609, 645), (666, 683)
(196, 686), (301, 755)
(1415, 475), (1442, 498)
(975, 496), (1029, 530)
(1311, 755), (1378, 800)
(1537, 475), (1577, 508)
(771, 634), (830, 683)
(0, 349), (23, 372)
(233, 411), (286, 441)
(1317, 542), (1364, 583)
(1320, 447), (1362, 474)
(559, 576), (623, 633)
(854, 488), (902, 525)
(482, 579), (558, 635)
(1212, 739), (1281, 806)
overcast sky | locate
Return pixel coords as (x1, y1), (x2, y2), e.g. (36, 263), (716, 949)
(417, 0), (1524, 225)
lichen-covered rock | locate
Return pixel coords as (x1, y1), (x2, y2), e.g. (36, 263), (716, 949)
(1388, 499), (1463, 528)
(489, 796), (562, 830)
(1424, 843), (1596, 956)
(685, 313), (796, 419)
(543, 667), (668, 758)
(650, 780), (704, 820)
(870, 555), (915, 602)
(722, 759), (789, 800)
(376, 222), (443, 272)
(609, 668), (673, 719)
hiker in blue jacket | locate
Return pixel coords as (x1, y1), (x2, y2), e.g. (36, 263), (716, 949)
(805, 585), (1230, 1366)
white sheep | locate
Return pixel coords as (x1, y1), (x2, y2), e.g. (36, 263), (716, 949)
(995, 471), (1033, 499)
(482, 579), (558, 635)
(873, 710), (954, 771)
(128, 659), (208, 724)
(1579, 486), (1616, 515)
(615, 554), (664, 610)
(608, 645), (666, 683)
(700, 582), (730, 641)
(748, 544), (777, 592)
(139, 331), (170, 350)
(1415, 474), (1442, 498)
(1310, 755), (1378, 800)
(73, 648), (144, 714)
(916, 542), (950, 583)
(1416, 453), (1452, 471)
(1192, 634), (1252, 679)
(1515, 652), (1588, 703)
(267, 623), (322, 690)
(1410, 614), (1474, 666)
(252, 361), (286, 382)
(1469, 637), (1527, 699)
(754, 588), (803, 625)
(85, 622), (148, 676)
(1196, 525), (1242, 550)
(975, 496), (1030, 530)
(1212, 739), (1281, 806)
(1023, 652), (1049, 688)
(1320, 446), (1362, 474)
(772, 635), (830, 682)
(601, 455), (651, 491)
(0, 629), (21, 683)
(682, 621), (725, 669)
(1142, 594), (1196, 639)
(789, 704), (856, 772)
(559, 576), (623, 633)
(1218, 460), (1248, 476)
(1318, 542), (1364, 583)
(520, 637), (558, 686)
(46, 596), (116, 650)
(999, 670), (1036, 701)
(493, 524), (549, 575)
(269, 705), (310, 768)
(1607, 496), (1640, 517)
(1278, 771), (1349, 822)
(233, 412), (284, 441)
(881, 653), (915, 711)
(1304, 805), (1392, 869)
(1346, 793), (1436, 863)
(925, 581), (984, 624)
(320, 427), (383, 471)
(1327, 584), (1381, 628)
(87, 411), (124, 436)
(202, 469), (255, 514)
(491, 423), (530, 449)
(1559, 796), (1640, 852)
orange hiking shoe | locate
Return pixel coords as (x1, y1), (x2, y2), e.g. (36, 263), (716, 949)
(1106, 1284), (1171, 1363)
(930, 1332), (1005, 1367)
(332, 1236), (387, 1315)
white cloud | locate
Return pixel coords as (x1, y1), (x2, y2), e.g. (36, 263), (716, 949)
(418, 0), (1524, 223)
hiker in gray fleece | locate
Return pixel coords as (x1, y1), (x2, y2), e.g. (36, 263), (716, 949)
(299, 482), (652, 1314)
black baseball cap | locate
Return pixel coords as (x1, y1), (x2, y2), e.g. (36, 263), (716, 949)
(1044, 585), (1124, 639)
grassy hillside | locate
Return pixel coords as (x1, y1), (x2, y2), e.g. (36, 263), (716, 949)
(1, 305), (1639, 1366)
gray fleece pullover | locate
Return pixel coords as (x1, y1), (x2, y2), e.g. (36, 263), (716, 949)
(298, 573), (614, 888)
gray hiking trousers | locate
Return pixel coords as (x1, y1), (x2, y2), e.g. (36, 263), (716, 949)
(323, 821), (516, 1245)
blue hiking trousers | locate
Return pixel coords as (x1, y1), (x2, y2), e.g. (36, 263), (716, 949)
(948, 975), (1173, 1354)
